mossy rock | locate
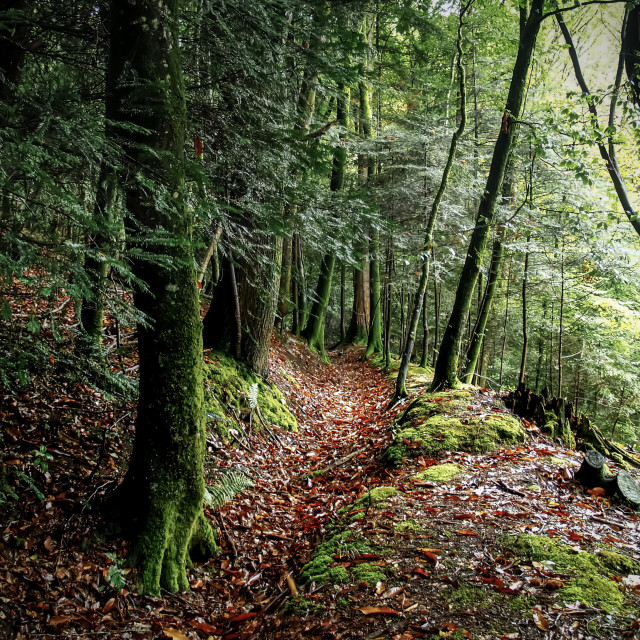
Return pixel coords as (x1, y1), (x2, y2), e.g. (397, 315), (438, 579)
(394, 518), (428, 533)
(501, 534), (636, 613)
(204, 352), (297, 439)
(412, 463), (465, 484)
(382, 392), (525, 466)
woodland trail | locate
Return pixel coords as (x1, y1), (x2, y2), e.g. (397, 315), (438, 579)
(204, 338), (405, 637)
(3, 336), (640, 640)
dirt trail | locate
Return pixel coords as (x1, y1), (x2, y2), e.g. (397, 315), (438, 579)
(202, 339), (403, 636)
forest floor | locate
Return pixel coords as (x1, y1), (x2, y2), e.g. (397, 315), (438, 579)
(1, 332), (640, 639)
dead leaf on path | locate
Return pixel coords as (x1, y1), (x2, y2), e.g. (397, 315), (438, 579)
(358, 606), (401, 616)
(587, 487), (606, 498)
(532, 609), (550, 631)
(545, 579), (565, 590)
(454, 529), (477, 536)
(163, 629), (190, 640)
(48, 616), (71, 627)
(412, 567), (430, 578)
(103, 597), (116, 614)
(380, 585), (406, 599)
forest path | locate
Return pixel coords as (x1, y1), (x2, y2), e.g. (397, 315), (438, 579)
(200, 337), (405, 636)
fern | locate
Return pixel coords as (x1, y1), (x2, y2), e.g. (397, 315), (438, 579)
(204, 469), (254, 511)
(248, 383), (259, 410)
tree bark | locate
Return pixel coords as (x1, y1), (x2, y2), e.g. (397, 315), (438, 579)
(430, 0), (544, 391)
(108, 0), (215, 595)
(391, 4), (469, 404)
(303, 83), (349, 359)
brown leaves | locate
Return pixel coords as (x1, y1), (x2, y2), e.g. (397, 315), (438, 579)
(358, 606), (401, 616)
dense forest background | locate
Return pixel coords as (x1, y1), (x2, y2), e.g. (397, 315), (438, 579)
(2, 0), (640, 597)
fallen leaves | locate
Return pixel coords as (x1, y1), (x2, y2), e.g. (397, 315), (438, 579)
(358, 606), (401, 616)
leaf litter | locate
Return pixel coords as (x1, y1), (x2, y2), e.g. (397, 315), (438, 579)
(1, 326), (640, 639)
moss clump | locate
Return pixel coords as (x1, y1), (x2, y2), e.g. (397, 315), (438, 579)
(596, 549), (640, 574)
(204, 352), (297, 438)
(501, 534), (634, 613)
(394, 518), (427, 533)
(561, 575), (624, 612)
(339, 486), (400, 514)
(383, 393), (525, 466)
(299, 531), (374, 585)
(284, 596), (323, 618)
(412, 463), (464, 484)
(352, 562), (386, 585)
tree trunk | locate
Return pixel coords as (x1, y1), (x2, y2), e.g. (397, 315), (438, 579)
(430, 0), (544, 391)
(303, 83), (349, 359)
(462, 229), (504, 383)
(277, 233), (293, 330)
(364, 229), (383, 358)
(108, 0), (215, 595)
(499, 260), (511, 388)
(518, 238), (530, 387)
(391, 4), (469, 404)
(420, 289), (429, 368)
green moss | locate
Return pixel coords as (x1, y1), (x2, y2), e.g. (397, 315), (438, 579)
(561, 575), (624, 612)
(299, 531), (374, 585)
(501, 534), (636, 613)
(394, 518), (427, 533)
(596, 549), (640, 574)
(204, 352), (297, 438)
(412, 463), (464, 484)
(383, 394), (525, 465)
(284, 596), (323, 618)
(352, 562), (386, 585)
(339, 486), (400, 513)
(448, 584), (494, 612)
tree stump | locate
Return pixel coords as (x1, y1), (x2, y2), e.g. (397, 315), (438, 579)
(575, 450), (617, 494)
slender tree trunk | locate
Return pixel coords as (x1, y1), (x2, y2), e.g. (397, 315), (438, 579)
(430, 0), (544, 391)
(557, 234), (565, 398)
(432, 262), (440, 368)
(420, 289), (429, 368)
(390, 4), (470, 403)
(462, 229), (504, 383)
(109, 0), (215, 595)
(277, 234), (293, 331)
(340, 262), (346, 343)
(499, 261), (511, 388)
(518, 238), (530, 387)
(364, 229), (383, 357)
(303, 83), (349, 359)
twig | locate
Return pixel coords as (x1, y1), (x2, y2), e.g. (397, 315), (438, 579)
(216, 512), (238, 559)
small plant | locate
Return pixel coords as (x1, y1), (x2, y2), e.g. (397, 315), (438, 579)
(104, 552), (127, 590)
(31, 445), (54, 472)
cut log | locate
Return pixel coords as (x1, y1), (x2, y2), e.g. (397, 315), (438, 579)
(616, 470), (640, 510)
(575, 450), (617, 495)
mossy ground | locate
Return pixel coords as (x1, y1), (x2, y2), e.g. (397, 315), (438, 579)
(382, 390), (525, 466)
(338, 486), (400, 514)
(412, 462), (465, 483)
(299, 531), (379, 586)
(501, 534), (639, 613)
(204, 351), (297, 439)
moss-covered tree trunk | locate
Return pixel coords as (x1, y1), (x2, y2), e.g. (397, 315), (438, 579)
(430, 0), (543, 391)
(108, 0), (215, 595)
